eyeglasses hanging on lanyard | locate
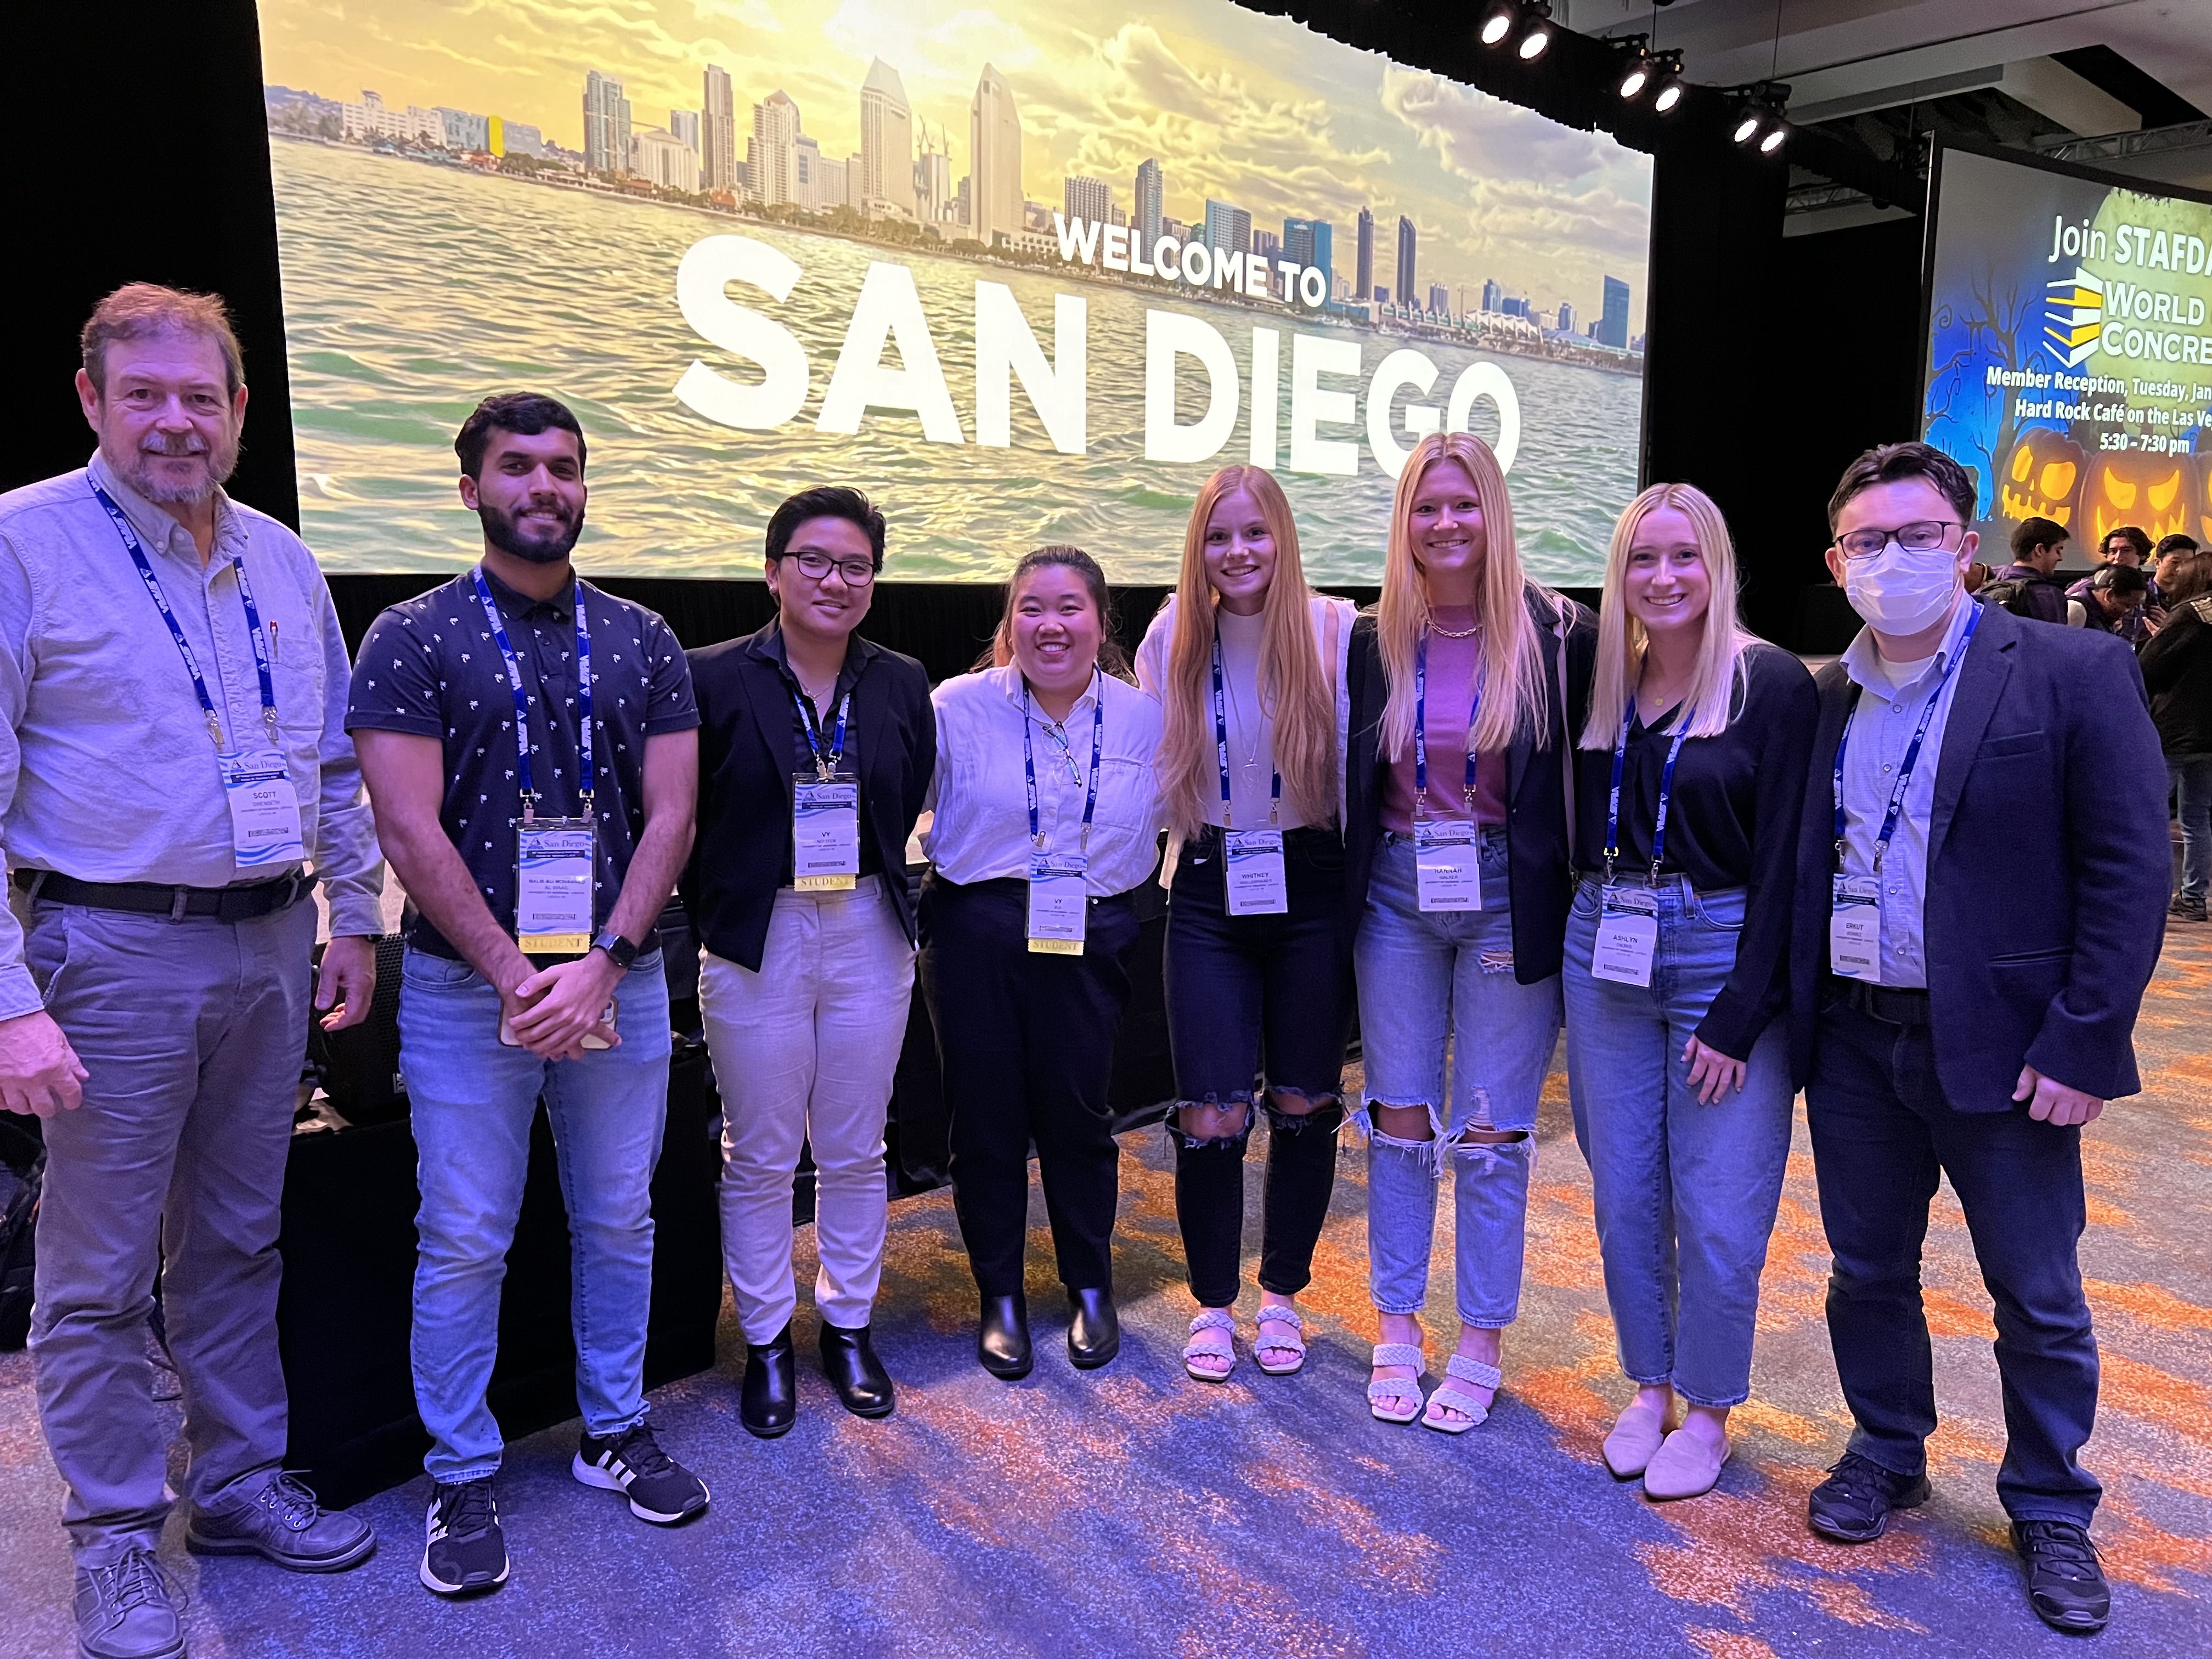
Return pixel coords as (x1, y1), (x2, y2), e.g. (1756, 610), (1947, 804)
(1023, 672), (1103, 954)
(1214, 634), (1288, 915)
(1411, 629), (1485, 912)
(94, 483), (303, 873)
(1827, 601), (1981, 981)
(473, 566), (598, 953)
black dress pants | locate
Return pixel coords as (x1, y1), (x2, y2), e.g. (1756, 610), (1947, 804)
(1807, 992), (2100, 1525)
(919, 874), (1140, 1297)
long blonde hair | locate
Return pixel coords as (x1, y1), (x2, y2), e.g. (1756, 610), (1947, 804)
(1579, 483), (1751, 749)
(1377, 432), (1551, 760)
(1154, 466), (1336, 836)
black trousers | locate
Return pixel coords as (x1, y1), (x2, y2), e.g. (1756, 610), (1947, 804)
(918, 874), (1140, 1297)
(1807, 993), (2100, 1524)
(1164, 826), (1350, 1308)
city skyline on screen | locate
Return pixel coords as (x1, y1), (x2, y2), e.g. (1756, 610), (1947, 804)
(259, 0), (1650, 334)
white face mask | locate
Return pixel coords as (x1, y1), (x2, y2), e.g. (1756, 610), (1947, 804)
(1843, 541), (1960, 635)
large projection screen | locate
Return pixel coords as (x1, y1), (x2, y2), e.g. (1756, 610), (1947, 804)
(1921, 142), (2212, 551)
(259, 1), (1653, 583)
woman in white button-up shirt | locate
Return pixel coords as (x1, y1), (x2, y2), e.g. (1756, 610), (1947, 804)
(919, 546), (1164, 1383)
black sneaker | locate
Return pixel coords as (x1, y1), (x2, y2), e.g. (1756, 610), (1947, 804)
(2169, 895), (2205, 923)
(419, 1478), (507, 1596)
(572, 1422), (710, 1525)
(2013, 1520), (2112, 1633)
(1807, 1452), (1932, 1543)
(72, 1547), (185, 1659)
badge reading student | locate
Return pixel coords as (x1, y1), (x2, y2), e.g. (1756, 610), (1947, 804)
(792, 687), (859, 891)
(1023, 674), (1104, 955)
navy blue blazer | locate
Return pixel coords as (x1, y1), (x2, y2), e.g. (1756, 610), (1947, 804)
(1787, 600), (2169, 1107)
(682, 623), (934, 973)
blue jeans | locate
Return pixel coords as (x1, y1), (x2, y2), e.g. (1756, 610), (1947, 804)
(1354, 830), (1561, 1327)
(398, 948), (672, 1483)
(2170, 754), (2212, 903)
(1561, 878), (1792, 1407)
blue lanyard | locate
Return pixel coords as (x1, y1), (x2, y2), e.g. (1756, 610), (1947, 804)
(1832, 601), (1980, 871)
(792, 683), (851, 781)
(1605, 698), (1693, 884)
(472, 567), (594, 820)
(1413, 630), (1482, 811)
(1022, 671), (1104, 854)
(1210, 635), (1280, 830)
(93, 483), (278, 751)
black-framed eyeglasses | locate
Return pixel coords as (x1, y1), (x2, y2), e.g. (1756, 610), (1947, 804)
(785, 550), (877, 585)
(1833, 520), (1964, 561)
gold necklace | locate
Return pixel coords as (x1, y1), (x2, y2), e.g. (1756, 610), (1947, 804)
(1427, 619), (1479, 639)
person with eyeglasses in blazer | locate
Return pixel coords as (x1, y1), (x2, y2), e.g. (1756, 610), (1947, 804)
(684, 487), (933, 1438)
(1788, 442), (2168, 1636)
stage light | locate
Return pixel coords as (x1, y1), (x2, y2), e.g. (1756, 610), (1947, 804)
(1616, 44), (1652, 99)
(1759, 123), (1786, 154)
(1651, 52), (1684, 112)
(1731, 99), (1762, 144)
(1480, 2), (1515, 46)
(1519, 25), (1551, 60)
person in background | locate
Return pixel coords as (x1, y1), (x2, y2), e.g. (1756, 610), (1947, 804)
(2091, 526), (2151, 571)
(921, 548), (1164, 1379)
(1562, 484), (1816, 1501)
(0, 284), (381, 1659)
(684, 487), (932, 1436)
(1342, 432), (1595, 1435)
(1788, 442), (2167, 1636)
(1136, 466), (1356, 1383)
(2066, 563), (2151, 638)
(350, 393), (708, 1599)
(1982, 516), (2069, 624)
(2137, 545), (2212, 923)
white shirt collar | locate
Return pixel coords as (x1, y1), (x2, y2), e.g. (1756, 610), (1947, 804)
(996, 662), (1102, 721)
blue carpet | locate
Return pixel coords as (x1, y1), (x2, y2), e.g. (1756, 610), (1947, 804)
(4, 937), (2210, 1656)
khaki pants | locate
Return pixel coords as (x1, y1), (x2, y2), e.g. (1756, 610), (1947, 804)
(25, 895), (315, 1565)
(701, 877), (913, 1343)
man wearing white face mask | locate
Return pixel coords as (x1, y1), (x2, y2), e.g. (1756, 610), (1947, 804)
(1785, 442), (2168, 1637)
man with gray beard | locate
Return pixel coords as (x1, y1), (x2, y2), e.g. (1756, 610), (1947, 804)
(0, 285), (383, 1659)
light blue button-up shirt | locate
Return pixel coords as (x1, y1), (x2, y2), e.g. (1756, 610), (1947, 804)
(1834, 597), (1978, 990)
(0, 453), (383, 1019)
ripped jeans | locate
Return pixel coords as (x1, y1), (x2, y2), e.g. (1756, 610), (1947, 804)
(1164, 826), (1351, 1308)
(1355, 830), (1562, 1327)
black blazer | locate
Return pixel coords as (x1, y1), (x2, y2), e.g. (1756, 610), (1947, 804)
(1787, 600), (2169, 1105)
(1343, 585), (1598, 983)
(683, 622), (935, 972)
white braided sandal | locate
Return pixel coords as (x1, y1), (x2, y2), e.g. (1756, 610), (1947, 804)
(1183, 1308), (1237, 1382)
(1422, 1353), (1502, 1434)
(1254, 1305), (1307, 1376)
(1368, 1342), (1426, 1423)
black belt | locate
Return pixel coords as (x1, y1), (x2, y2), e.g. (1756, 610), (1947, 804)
(14, 867), (313, 922)
(1826, 974), (1932, 1026)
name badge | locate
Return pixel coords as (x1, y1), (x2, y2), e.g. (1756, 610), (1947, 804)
(218, 748), (304, 872)
(793, 776), (860, 891)
(1224, 828), (1289, 916)
(517, 817), (596, 955)
(1413, 819), (1482, 912)
(1830, 875), (1881, 980)
(1027, 850), (1089, 954)
(1591, 885), (1660, 986)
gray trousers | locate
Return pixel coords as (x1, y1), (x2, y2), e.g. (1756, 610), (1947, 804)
(25, 895), (315, 1565)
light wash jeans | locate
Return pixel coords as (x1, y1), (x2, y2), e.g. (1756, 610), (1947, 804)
(1561, 877), (1792, 1407)
(1355, 830), (1562, 1327)
(2170, 754), (2212, 904)
(700, 877), (915, 1344)
(398, 946), (672, 1483)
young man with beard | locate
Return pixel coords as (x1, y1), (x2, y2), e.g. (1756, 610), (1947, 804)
(0, 284), (383, 1659)
(348, 394), (706, 1597)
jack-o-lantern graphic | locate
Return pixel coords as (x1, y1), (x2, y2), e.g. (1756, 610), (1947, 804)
(2194, 451), (2212, 546)
(2080, 449), (2192, 545)
(1998, 428), (2083, 527)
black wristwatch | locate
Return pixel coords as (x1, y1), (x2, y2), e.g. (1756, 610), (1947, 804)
(591, 928), (638, 971)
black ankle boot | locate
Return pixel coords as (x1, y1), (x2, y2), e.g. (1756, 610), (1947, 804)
(1067, 1286), (1120, 1370)
(820, 1322), (895, 1418)
(741, 1323), (797, 1438)
(977, 1294), (1032, 1380)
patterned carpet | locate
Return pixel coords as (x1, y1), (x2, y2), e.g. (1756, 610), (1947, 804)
(1, 932), (2208, 1656)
